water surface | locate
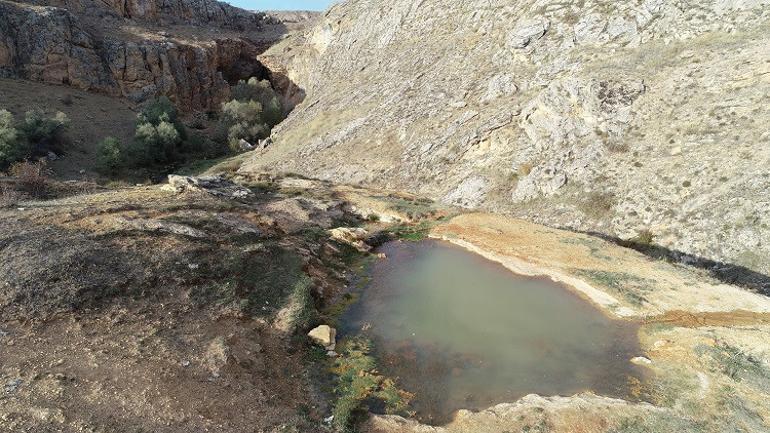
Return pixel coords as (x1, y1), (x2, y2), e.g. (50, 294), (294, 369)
(341, 240), (646, 424)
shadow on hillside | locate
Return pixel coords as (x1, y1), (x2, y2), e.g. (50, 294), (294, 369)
(579, 230), (770, 297)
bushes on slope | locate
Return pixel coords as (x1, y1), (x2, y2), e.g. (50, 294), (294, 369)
(96, 97), (226, 176)
(0, 109), (69, 171)
(221, 78), (284, 151)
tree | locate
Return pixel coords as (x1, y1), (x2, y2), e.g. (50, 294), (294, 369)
(221, 78), (284, 152)
(221, 99), (270, 151)
(95, 137), (123, 174)
(0, 110), (24, 170)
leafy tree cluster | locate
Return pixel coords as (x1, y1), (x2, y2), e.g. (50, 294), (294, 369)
(0, 109), (69, 170)
(221, 78), (284, 151)
(96, 97), (226, 175)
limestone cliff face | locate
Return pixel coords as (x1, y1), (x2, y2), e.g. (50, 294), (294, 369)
(243, 0), (770, 276)
(24, 0), (271, 29)
(0, 0), (280, 110)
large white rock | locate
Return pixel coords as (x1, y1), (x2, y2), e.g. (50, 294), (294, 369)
(308, 325), (336, 350)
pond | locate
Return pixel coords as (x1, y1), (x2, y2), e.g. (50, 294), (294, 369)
(340, 239), (648, 424)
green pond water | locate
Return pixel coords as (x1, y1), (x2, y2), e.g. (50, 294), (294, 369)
(341, 239), (647, 424)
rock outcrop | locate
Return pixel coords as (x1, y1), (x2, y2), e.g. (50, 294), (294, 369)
(243, 0), (770, 275)
(0, 0), (286, 110)
(28, 0), (273, 29)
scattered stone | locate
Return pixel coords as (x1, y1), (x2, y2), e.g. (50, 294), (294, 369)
(113, 216), (207, 239)
(27, 406), (65, 423)
(238, 139), (255, 151)
(308, 325), (336, 351)
(670, 146), (682, 156)
(507, 18), (549, 49)
(481, 74), (518, 103)
(215, 214), (262, 235)
(631, 356), (652, 365)
(164, 175), (253, 199)
(4, 378), (22, 394)
(204, 337), (232, 378)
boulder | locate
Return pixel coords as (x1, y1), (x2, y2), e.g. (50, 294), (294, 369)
(328, 227), (370, 252)
(308, 325), (336, 350)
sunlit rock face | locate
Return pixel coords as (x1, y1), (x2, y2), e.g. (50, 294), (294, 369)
(243, 0), (770, 277)
(0, 0), (283, 110)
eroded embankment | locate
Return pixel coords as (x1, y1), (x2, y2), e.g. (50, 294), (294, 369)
(365, 212), (770, 433)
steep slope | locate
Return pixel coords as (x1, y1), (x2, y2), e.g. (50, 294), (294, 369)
(243, 0), (770, 278)
(0, 0), (288, 110)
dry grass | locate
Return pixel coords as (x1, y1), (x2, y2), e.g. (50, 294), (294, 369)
(0, 182), (22, 207)
(9, 160), (50, 198)
(580, 191), (617, 219)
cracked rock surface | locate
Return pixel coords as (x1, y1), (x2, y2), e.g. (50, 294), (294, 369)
(243, 0), (770, 276)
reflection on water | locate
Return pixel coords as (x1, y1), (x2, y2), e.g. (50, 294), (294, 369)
(341, 240), (647, 424)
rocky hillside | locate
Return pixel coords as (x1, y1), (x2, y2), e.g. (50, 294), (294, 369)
(0, 0), (292, 110)
(243, 0), (770, 278)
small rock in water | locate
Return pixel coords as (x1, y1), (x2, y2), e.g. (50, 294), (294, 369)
(631, 356), (652, 365)
(308, 325), (336, 351)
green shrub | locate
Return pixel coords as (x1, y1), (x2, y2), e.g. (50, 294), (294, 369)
(132, 119), (181, 165)
(231, 78), (284, 126)
(0, 110), (25, 170)
(97, 98), (232, 177)
(137, 96), (179, 127)
(632, 229), (655, 245)
(95, 137), (123, 174)
(221, 78), (284, 152)
(0, 109), (70, 170)
(123, 97), (186, 167)
(221, 99), (270, 151)
(18, 110), (69, 149)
